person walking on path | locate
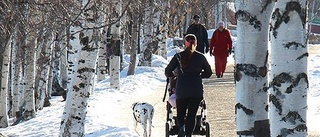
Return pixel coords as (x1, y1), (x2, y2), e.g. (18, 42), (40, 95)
(186, 15), (210, 54)
(209, 21), (233, 78)
(165, 34), (212, 137)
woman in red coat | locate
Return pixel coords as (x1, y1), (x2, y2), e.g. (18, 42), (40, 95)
(209, 21), (233, 78)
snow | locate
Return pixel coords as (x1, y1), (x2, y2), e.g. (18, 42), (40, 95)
(0, 41), (319, 137)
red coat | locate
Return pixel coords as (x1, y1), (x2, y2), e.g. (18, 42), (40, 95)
(210, 28), (233, 57)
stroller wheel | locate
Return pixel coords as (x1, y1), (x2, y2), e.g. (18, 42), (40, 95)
(165, 122), (170, 137)
(205, 122), (210, 137)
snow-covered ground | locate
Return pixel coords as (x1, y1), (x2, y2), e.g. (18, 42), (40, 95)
(0, 41), (318, 136)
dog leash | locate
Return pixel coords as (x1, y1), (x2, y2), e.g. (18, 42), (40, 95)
(162, 77), (169, 102)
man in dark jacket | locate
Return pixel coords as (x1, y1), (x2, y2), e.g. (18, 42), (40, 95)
(165, 34), (212, 137)
(186, 15), (210, 54)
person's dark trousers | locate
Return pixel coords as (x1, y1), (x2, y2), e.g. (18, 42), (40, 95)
(176, 97), (203, 136)
(214, 55), (227, 77)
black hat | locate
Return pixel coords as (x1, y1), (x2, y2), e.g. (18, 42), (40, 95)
(193, 15), (200, 19)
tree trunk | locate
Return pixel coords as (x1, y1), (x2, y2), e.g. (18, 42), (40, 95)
(59, 1), (99, 136)
(158, 1), (169, 59)
(11, 35), (21, 118)
(0, 36), (12, 128)
(23, 38), (37, 120)
(235, 0), (275, 136)
(60, 28), (69, 92)
(109, 0), (122, 89)
(35, 30), (53, 110)
(139, 0), (153, 67)
(96, 3), (109, 81)
(269, 1), (308, 136)
(97, 27), (108, 81)
(127, 6), (138, 76)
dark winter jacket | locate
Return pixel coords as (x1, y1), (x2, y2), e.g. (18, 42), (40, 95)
(210, 28), (233, 58)
(165, 50), (212, 99)
(186, 24), (209, 53)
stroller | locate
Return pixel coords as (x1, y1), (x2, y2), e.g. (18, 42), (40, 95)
(163, 76), (210, 137)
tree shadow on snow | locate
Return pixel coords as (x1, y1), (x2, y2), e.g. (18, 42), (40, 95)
(86, 126), (139, 137)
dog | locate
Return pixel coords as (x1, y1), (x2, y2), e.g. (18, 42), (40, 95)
(132, 102), (154, 137)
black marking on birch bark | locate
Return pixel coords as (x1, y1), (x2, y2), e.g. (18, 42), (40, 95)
(284, 41), (306, 49)
(271, 2), (306, 39)
(271, 72), (308, 94)
(235, 103), (254, 115)
(82, 43), (97, 51)
(262, 83), (269, 92)
(285, 1), (306, 27)
(271, 73), (292, 87)
(72, 115), (81, 120)
(236, 64), (267, 78)
(79, 59), (85, 63)
(79, 83), (85, 88)
(235, 64), (242, 81)
(261, 0), (274, 13)
(235, 10), (262, 31)
(269, 94), (283, 115)
(80, 36), (89, 46)
(296, 53), (308, 60)
(271, 8), (281, 38)
(278, 124), (307, 137)
(73, 85), (80, 92)
(281, 111), (305, 125)
(295, 73), (308, 87)
(78, 68), (95, 74)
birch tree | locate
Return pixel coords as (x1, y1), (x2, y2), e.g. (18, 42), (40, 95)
(35, 29), (53, 110)
(269, 1), (308, 136)
(234, 1), (275, 136)
(109, 0), (122, 89)
(59, 28), (69, 94)
(0, 0), (16, 127)
(138, 0), (153, 66)
(157, 1), (169, 59)
(11, 21), (25, 121)
(18, 1), (37, 121)
(127, 5), (139, 75)
(96, 1), (109, 81)
(0, 35), (12, 128)
(22, 34), (37, 120)
(59, 0), (99, 136)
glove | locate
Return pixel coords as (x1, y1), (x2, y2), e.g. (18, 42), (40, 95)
(205, 48), (209, 53)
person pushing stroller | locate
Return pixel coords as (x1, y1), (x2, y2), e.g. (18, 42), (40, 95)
(165, 34), (212, 137)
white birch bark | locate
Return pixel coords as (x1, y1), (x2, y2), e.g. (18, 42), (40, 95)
(60, 28), (69, 91)
(59, 1), (99, 136)
(139, 0), (153, 67)
(23, 39), (36, 120)
(158, 1), (169, 59)
(11, 36), (19, 118)
(35, 31), (54, 110)
(0, 37), (12, 128)
(127, 6), (139, 76)
(96, 27), (108, 81)
(109, 0), (122, 89)
(234, 1), (275, 136)
(96, 3), (109, 81)
(12, 62), (22, 118)
(269, 1), (308, 136)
